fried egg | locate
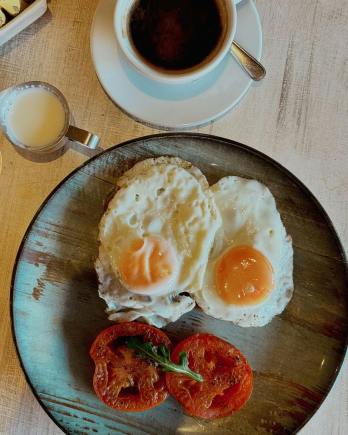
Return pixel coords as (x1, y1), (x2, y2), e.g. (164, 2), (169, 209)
(96, 157), (221, 327)
(193, 176), (293, 327)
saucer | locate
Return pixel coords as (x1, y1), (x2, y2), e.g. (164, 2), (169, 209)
(90, 0), (263, 129)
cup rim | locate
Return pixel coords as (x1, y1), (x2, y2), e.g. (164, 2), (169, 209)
(114, 0), (237, 85)
(1, 81), (70, 153)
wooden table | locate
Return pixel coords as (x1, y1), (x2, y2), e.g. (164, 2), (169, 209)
(0, 0), (347, 433)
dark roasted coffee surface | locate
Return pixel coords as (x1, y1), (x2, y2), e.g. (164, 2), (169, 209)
(129, 0), (223, 71)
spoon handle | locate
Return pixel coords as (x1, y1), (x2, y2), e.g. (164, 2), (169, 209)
(230, 41), (266, 81)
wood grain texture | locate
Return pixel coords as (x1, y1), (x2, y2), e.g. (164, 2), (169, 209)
(0, 1), (347, 435)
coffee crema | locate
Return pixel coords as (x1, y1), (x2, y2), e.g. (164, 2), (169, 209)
(129, 0), (224, 72)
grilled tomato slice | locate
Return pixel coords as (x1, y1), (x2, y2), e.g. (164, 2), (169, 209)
(90, 322), (171, 411)
(165, 333), (253, 419)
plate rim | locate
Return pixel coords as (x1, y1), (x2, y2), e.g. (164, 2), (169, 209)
(10, 132), (348, 434)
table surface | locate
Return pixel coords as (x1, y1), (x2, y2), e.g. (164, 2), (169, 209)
(0, 0), (347, 434)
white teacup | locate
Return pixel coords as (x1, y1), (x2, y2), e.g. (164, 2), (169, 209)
(114, 0), (238, 85)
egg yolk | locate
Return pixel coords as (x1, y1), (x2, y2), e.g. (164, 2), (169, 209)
(119, 236), (175, 294)
(215, 245), (274, 305)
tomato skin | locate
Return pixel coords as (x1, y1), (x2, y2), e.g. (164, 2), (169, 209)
(90, 322), (171, 412)
(165, 333), (253, 419)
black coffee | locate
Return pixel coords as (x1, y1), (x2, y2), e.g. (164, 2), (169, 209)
(129, 0), (224, 71)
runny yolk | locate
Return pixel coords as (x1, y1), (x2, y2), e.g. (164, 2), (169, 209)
(119, 236), (175, 294)
(215, 245), (274, 305)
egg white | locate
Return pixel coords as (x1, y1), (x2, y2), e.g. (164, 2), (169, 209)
(193, 176), (294, 327)
(96, 157), (221, 327)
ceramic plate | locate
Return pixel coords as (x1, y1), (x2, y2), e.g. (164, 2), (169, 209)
(12, 134), (348, 434)
(90, 0), (262, 129)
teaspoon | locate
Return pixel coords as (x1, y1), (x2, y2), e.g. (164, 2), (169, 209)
(230, 40), (266, 81)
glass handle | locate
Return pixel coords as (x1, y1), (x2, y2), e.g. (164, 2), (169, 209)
(66, 125), (100, 149)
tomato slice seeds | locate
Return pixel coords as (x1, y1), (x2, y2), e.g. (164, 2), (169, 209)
(90, 322), (171, 412)
(90, 325), (253, 419)
(165, 333), (253, 419)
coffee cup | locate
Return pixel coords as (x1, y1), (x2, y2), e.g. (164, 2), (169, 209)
(114, 0), (238, 85)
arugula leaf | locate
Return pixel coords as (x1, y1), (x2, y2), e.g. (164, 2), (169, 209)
(126, 336), (203, 382)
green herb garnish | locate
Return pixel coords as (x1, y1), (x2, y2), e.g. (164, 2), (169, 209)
(126, 336), (203, 382)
